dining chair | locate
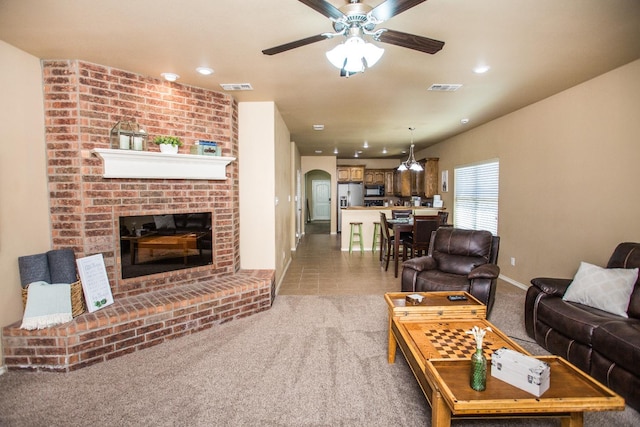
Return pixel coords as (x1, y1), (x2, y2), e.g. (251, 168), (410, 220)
(402, 215), (440, 261)
(380, 212), (399, 271)
(391, 209), (412, 241)
(392, 209), (412, 219)
(437, 211), (449, 225)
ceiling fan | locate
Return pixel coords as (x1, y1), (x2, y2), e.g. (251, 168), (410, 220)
(262, 0), (444, 75)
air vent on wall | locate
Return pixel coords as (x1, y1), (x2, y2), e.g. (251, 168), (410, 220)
(220, 83), (253, 91)
(428, 84), (463, 92)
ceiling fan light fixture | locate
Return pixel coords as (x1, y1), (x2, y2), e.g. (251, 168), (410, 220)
(326, 36), (384, 73)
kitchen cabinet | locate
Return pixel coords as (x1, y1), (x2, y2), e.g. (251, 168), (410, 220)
(384, 170), (395, 196)
(394, 161), (427, 197)
(423, 158), (439, 197)
(395, 170), (411, 197)
(337, 165), (365, 183)
(364, 169), (385, 185)
(412, 164), (425, 196)
(337, 167), (350, 182)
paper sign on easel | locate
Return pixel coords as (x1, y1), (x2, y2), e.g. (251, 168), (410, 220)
(76, 254), (114, 312)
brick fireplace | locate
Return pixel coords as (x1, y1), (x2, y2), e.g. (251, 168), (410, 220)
(1, 60), (274, 371)
(42, 60), (241, 295)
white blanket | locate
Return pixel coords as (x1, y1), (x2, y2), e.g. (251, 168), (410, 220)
(21, 281), (73, 330)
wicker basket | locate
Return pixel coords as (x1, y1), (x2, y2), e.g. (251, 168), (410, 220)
(22, 280), (86, 318)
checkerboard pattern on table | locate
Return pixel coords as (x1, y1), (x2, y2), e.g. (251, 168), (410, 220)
(406, 321), (509, 359)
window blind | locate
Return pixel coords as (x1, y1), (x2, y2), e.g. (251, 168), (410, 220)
(454, 159), (499, 235)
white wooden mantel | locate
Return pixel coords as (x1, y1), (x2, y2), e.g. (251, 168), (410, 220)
(92, 148), (235, 180)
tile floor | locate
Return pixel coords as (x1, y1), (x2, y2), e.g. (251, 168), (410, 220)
(277, 230), (402, 296)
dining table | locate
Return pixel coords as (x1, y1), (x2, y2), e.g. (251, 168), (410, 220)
(386, 218), (413, 278)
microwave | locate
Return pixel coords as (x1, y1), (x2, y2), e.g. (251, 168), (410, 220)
(365, 185), (385, 196)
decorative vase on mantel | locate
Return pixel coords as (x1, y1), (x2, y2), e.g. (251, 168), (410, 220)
(159, 143), (179, 154)
(467, 325), (491, 391)
(153, 136), (182, 154)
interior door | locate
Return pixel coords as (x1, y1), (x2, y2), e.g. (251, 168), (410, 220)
(312, 180), (331, 220)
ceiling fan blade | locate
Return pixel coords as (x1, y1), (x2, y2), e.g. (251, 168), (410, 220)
(298, 0), (346, 20)
(377, 29), (444, 54)
(262, 34), (329, 56)
(369, 0), (427, 22)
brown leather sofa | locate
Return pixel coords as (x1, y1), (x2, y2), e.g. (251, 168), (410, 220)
(401, 227), (501, 315)
(524, 242), (640, 411)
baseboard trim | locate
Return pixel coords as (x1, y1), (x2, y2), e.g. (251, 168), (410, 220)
(499, 274), (529, 290)
(275, 257), (293, 295)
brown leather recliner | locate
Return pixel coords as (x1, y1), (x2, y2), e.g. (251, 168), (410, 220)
(524, 242), (640, 411)
(401, 227), (501, 314)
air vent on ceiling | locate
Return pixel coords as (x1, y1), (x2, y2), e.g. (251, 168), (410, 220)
(428, 84), (463, 92)
(220, 83), (253, 91)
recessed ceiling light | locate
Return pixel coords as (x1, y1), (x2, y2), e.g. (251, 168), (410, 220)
(315, 150), (323, 154)
(313, 124), (324, 131)
(333, 148), (338, 154)
(161, 72), (180, 82)
(382, 148), (387, 154)
(354, 152), (359, 158)
(473, 65), (490, 74)
(196, 67), (214, 75)
(461, 118), (470, 124)
(363, 141), (369, 148)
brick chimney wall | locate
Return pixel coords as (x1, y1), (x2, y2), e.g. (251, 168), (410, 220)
(42, 60), (240, 297)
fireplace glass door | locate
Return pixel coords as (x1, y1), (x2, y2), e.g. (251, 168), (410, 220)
(119, 212), (213, 279)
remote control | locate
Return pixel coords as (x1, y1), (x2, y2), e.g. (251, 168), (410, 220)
(447, 295), (467, 301)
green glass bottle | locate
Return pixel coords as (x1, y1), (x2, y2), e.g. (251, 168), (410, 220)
(470, 348), (487, 391)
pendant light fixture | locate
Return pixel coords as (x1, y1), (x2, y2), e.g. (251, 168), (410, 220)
(397, 127), (423, 172)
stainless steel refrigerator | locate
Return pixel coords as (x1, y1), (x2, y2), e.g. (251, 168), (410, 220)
(337, 183), (364, 233)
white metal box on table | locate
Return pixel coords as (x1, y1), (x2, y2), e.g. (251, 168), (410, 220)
(491, 348), (550, 397)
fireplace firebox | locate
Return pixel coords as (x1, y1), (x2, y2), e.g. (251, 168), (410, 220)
(119, 212), (213, 279)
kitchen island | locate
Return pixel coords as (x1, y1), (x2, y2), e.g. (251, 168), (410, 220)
(340, 207), (444, 252)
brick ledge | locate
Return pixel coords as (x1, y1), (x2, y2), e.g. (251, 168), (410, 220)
(2, 269), (275, 372)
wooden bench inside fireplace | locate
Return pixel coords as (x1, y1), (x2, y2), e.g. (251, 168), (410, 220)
(2, 269), (275, 372)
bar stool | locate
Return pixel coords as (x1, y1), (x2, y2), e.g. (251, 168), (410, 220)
(372, 221), (381, 256)
(349, 222), (364, 254)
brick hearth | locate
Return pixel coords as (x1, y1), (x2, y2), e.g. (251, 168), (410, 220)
(2, 60), (274, 371)
(3, 270), (273, 372)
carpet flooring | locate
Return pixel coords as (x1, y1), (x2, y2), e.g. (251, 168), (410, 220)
(1, 288), (639, 426)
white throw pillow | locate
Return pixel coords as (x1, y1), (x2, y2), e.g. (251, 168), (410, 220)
(563, 261), (638, 318)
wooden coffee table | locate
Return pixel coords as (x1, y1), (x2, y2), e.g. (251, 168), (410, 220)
(386, 292), (625, 426)
(384, 291), (486, 363)
(427, 356), (624, 427)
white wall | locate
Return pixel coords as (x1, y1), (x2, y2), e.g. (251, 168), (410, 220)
(0, 42), (50, 362)
(239, 102), (276, 270)
(273, 105), (293, 281)
(239, 102), (294, 287)
(418, 59), (640, 287)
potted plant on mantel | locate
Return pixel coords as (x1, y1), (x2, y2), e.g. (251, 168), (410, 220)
(153, 136), (182, 154)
